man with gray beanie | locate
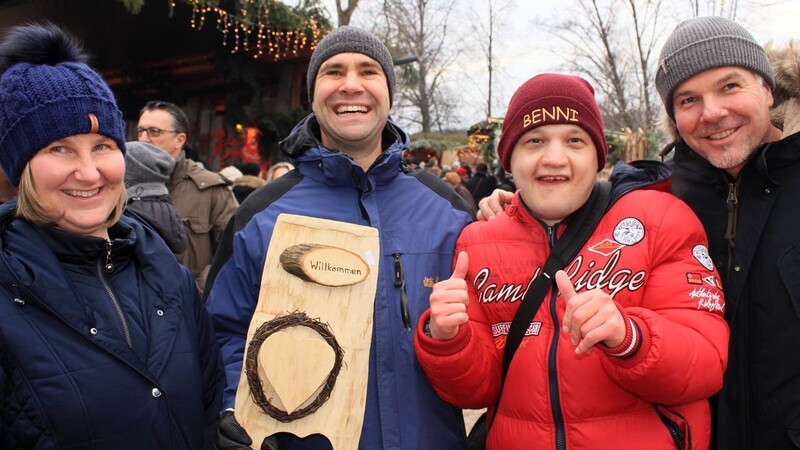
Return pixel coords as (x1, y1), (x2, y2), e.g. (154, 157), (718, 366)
(656, 16), (800, 450)
(206, 26), (473, 450)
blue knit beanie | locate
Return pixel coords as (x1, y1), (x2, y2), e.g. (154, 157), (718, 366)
(0, 23), (126, 186)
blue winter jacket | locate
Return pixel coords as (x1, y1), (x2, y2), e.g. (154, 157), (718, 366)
(205, 114), (474, 449)
(0, 202), (224, 449)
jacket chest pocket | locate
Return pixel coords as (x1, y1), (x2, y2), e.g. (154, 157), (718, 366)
(184, 216), (212, 236)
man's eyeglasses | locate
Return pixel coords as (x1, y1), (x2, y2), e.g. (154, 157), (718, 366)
(137, 127), (180, 138)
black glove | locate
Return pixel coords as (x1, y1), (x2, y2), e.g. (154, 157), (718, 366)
(216, 410), (253, 449)
(216, 410), (280, 450)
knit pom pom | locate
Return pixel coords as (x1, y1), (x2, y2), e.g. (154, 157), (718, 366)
(0, 22), (88, 76)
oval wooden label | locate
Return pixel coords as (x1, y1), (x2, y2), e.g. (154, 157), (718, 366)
(279, 243), (370, 286)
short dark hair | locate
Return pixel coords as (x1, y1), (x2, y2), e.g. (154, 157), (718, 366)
(139, 100), (190, 140)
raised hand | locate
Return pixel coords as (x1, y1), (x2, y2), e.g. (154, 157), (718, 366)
(428, 251), (470, 340)
(557, 270), (626, 355)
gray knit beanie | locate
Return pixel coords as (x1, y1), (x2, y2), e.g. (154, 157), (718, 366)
(656, 16), (775, 120)
(124, 141), (175, 198)
(307, 26), (396, 105)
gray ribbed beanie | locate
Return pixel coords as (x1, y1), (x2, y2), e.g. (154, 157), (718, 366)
(655, 16), (774, 119)
(124, 141), (175, 198)
(307, 26), (396, 105)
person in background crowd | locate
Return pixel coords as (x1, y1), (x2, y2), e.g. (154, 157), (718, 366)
(456, 165), (471, 184)
(476, 16), (800, 450)
(206, 25), (474, 450)
(416, 73), (728, 450)
(231, 161), (266, 204)
(444, 171), (475, 212)
(0, 23), (223, 449)
(426, 156), (443, 177)
(219, 164), (244, 186)
(494, 166), (516, 192)
(124, 141), (187, 256)
(137, 100), (237, 295)
(265, 161), (295, 182)
(465, 162), (496, 207)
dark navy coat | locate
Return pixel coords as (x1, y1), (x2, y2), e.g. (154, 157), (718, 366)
(0, 202), (224, 449)
(670, 131), (800, 449)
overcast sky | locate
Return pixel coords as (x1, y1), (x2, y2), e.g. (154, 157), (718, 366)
(315, 0), (799, 131)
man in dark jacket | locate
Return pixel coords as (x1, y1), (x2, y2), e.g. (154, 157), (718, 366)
(138, 101), (237, 295)
(206, 26), (474, 450)
(655, 17), (800, 450)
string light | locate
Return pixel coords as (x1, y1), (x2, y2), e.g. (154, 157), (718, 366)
(186, 0), (327, 61)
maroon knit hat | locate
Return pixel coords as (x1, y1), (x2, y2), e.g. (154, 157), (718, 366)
(497, 73), (607, 172)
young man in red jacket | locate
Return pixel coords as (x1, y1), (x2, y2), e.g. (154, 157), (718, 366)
(414, 73), (729, 450)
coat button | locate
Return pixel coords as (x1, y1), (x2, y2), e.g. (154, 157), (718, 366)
(152, 388), (162, 398)
(156, 309), (164, 317)
(734, 265), (741, 272)
(765, 188), (771, 194)
(90, 328), (98, 335)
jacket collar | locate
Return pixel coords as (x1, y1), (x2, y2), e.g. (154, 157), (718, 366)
(278, 113), (411, 188)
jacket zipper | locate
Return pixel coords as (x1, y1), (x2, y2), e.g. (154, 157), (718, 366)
(96, 239), (133, 348)
(545, 224), (567, 450)
(393, 253), (411, 331)
(724, 180), (739, 281)
(349, 166), (369, 220)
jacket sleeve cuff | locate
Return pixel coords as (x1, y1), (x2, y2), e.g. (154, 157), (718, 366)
(415, 309), (473, 356)
(600, 303), (641, 358)
(600, 304), (652, 367)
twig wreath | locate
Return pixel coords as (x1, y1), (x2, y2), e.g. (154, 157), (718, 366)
(245, 311), (345, 422)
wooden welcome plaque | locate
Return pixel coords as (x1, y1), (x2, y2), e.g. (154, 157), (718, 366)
(234, 213), (380, 450)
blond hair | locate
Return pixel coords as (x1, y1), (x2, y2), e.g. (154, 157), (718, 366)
(16, 163), (126, 230)
(266, 162), (295, 181)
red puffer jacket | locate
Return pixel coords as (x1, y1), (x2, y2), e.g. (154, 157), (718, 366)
(415, 184), (729, 450)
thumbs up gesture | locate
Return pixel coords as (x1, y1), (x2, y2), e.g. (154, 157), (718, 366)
(428, 251), (470, 340)
(557, 270), (626, 355)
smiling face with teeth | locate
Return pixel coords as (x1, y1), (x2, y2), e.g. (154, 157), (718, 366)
(510, 124), (598, 226)
(312, 52), (390, 169)
(672, 67), (782, 177)
(27, 133), (125, 238)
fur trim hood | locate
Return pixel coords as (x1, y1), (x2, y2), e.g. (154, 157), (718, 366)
(660, 39), (800, 156)
(232, 174), (265, 190)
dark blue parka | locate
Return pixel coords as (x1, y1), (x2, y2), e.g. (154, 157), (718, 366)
(0, 202), (224, 449)
(206, 114), (474, 449)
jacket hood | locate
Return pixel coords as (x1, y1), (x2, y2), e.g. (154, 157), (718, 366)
(661, 39), (800, 156)
(278, 113), (410, 160)
(609, 159), (672, 203)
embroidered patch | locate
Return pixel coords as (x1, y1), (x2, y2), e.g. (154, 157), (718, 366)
(689, 287), (724, 313)
(692, 244), (714, 271)
(703, 275), (722, 289)
(588, 238), (624, 257)
(613, 218), (645, 245)
(686, 272), (703, 285)
(491, 321), (542, 337)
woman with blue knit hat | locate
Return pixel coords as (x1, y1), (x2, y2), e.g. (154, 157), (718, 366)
(0, 23), (223, 448)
